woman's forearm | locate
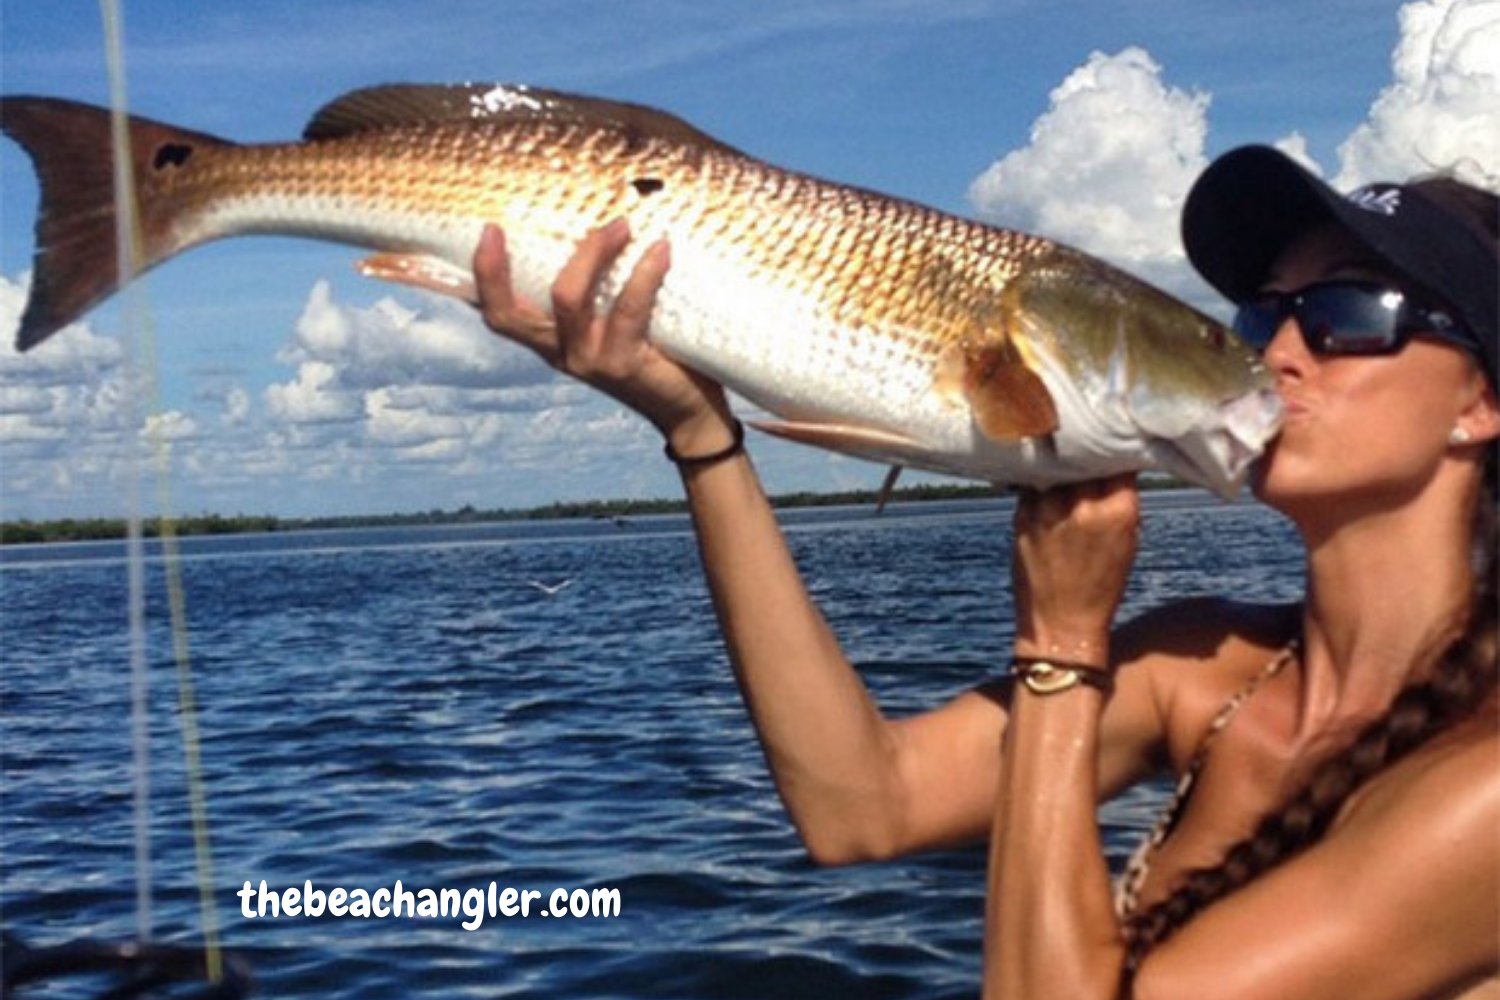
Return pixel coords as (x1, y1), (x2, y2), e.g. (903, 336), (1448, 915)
(676, 441), (906, 863)
(985, 682), (1126, 998)
(984, 478), (1139, 995)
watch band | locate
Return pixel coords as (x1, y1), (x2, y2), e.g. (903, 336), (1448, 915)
(1013, 657), (1114, 697)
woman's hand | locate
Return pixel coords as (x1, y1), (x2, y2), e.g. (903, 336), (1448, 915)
(472, 220), (735, 454)
(1011, 474), (1140, 667)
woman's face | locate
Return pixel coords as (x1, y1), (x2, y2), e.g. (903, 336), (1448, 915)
(1250, 224), (1489, 512)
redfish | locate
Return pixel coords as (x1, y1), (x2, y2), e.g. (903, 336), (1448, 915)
(0, 84), (1279, 494)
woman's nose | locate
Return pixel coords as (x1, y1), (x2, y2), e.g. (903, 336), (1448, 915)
(1262, 317), (1312, 376)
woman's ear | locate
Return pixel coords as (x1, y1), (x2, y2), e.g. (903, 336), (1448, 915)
(1454, 375), (1500, 445)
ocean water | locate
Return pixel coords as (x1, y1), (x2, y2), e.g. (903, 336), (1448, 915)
(1, 493), (1304, 999)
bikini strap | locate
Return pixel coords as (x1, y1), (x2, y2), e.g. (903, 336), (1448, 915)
(1114, 637), (1300, 921)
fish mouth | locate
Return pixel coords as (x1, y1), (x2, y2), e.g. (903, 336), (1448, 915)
(1160, 386), (1284, 497)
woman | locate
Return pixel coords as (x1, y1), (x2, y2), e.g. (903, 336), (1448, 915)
(472, 147), (1499, 999)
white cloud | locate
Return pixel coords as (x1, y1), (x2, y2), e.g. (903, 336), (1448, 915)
(967, 47), (1211, 271)
(279, 280), (555, 392)
(224, 386), (251, 425)
(241, 281), (674, 508)
(143, 410), (199, 442)
(0, 262), (690, 516)
(365, 387), (488, 449)
(0, 384), (53, 416)
(963, 3), (1496, 310)
(1272, 132), (1325, 176)
(264, 359), (362, 425)
(0, 274), (142, 512)
(263, 282), (610, 464)
(258, 280), (684, 474)
(1335, 0), (1500, 190)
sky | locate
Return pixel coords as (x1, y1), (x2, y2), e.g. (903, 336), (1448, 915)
(1, 0), (1497, 519)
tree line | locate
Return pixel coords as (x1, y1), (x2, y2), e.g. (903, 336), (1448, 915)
(2, 477), (1195, 545)
(0, 483), (1001, 545)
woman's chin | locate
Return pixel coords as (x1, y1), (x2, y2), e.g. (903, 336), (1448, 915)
(1248, 445), (1326, 518)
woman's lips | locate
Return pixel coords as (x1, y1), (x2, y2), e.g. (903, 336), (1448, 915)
(1276, 388), (1312, 420)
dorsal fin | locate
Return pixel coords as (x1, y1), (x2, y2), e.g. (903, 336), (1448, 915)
(303, 83), (743, 154)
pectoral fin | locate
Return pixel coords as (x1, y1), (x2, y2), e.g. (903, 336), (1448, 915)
(356, 253), (476, 303)
(952, 344), (1059, 441)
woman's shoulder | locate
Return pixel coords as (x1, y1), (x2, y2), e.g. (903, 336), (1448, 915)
(1338, 702), (1500, 836)
(1112, 597), (1302, 768)
(1318, 706), (1500, 977)
(1115, 596), (1300, 678)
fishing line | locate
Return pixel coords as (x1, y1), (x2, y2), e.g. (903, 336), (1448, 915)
(100, 0), (224, 981)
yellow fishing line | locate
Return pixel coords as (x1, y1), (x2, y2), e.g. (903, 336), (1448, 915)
(100, 0), (223, 981)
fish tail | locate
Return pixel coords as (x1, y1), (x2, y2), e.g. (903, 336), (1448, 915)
(1, 97), (231, 351)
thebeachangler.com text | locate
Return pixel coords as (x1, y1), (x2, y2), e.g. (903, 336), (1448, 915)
(238, 879), (621, 931)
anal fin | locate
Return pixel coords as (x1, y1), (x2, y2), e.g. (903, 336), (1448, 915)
(356, 253), (476, 303)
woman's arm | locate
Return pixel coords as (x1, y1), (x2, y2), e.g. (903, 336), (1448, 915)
(985, 478), (1140, 998)
(472, 222), (1167, 863)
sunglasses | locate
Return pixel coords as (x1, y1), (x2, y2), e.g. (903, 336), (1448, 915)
(1233, 280), (1479, 358)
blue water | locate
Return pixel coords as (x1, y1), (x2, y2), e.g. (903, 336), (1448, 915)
(1, 493), (1304, 999)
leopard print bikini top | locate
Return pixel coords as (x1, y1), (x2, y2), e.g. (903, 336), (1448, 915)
(1114, 638), (1301, 921)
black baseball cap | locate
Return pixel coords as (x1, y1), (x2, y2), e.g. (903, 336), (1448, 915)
(1182, 145), (1498, 386)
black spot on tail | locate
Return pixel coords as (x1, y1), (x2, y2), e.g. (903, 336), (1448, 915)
(153, 143), (193, 170)
(631, 177), (664, 196)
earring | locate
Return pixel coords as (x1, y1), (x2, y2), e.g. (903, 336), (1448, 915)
(1449, 427), (1473, 445)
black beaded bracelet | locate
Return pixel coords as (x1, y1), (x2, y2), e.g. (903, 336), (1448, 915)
(664, 419), (746, 468)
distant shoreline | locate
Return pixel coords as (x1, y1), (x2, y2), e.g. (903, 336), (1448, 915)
(0, 478), (1194, 545)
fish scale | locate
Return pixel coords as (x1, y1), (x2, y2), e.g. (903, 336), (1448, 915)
(0, 82), (1280, 494)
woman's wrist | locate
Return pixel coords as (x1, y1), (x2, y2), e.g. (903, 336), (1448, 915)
(1012, 631), (1110, 671)
(665, 418), (745, 468)
(661, 408), (741, 465)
